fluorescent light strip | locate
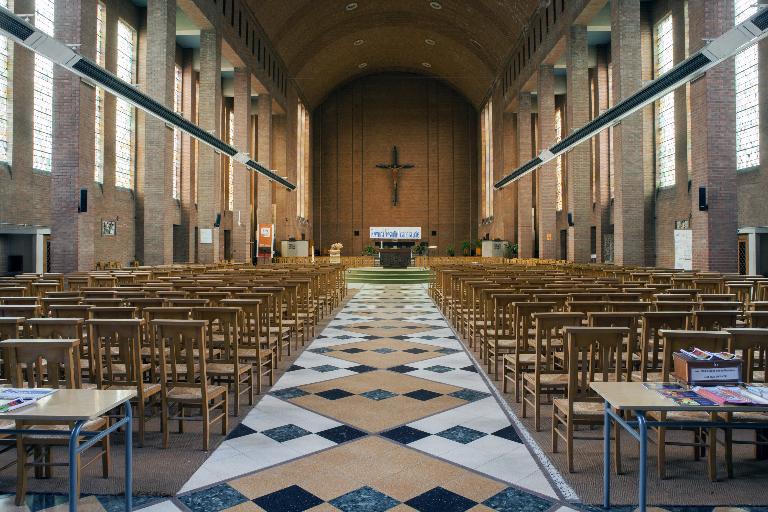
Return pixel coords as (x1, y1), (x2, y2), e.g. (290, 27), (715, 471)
(0, 6), (296, 191)
(495, 7), (768, 189)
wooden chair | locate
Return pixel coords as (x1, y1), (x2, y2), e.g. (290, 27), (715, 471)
(653, 330), (730, 480)
(521, 312), (584, 431)
(502, 302), (556, 400)
(221, 298), (275, 394)
(551, 327), (629, 473)
(747, 311), (768, 328)
(634, 311), (688, 382)
(3, 338), (110, 505)
(153, 319), (228, 451)
(192, 307), (254, 416)
(486, 294), (526, 377)
(88, 318), (160, 446)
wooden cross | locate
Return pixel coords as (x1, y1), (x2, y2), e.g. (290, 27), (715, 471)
(375, 146), (414, 206)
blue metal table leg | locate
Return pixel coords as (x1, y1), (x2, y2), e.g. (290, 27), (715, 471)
(603, 401), (611, 509)
(68, 421), (85, 512)
(125, 402), (133, 511)
(637, 411), (648, 512)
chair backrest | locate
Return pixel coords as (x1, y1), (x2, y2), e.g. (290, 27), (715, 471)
(154, 319), (210, 397)
(88, 318), (145, 389)
(655, 301), (696, 312)
(564, 327), (630, 405)
(532, 312), (584, 373)
(726, 328), (768, 383)
(89, 306), (138, 319)
(658, 330), (731, 379)
(693, 310), (739, 331)
(515, 302), (556, 351)
(49, 304), (93, 320)
(2, 339), (81, 388)
(220, 299), (261, 349)
(747, 311), (768, 328)
(192, 307), (240, 362)
(638, 311), (689, 378)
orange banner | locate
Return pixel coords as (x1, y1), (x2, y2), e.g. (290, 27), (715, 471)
(257, 224), (274, 258)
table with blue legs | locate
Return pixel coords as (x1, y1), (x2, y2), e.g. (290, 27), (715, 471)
(0, 389), (136, 512)
(591, 382), (768, 512)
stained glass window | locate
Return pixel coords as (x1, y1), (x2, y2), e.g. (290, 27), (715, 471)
(296, 102), (309, 218)
(735, 0), (759, 170)
(481, 100), (493, 219)
(33, 0), (55, 173)
(115, 20), (136, 189)
(94, 1), (106, 183)
(555, 107), (564, 211)
(173, 64), (182, 199)
(654, 14), (675, 188)
(0, 0), (11, 163)
(227, 109), (234, 211)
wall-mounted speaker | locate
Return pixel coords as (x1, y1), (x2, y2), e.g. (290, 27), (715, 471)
(567, 212), (574, 227)
(214, 213), (221, 227)
(78, 188), (87, 213)
(698, 186), (708, 211)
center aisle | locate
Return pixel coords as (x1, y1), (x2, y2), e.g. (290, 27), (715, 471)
(170, 284), (578, 512)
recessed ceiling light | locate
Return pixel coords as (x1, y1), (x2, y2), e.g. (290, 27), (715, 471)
(353, 39), (365, 46)
(421, 62), (432, 68)
(345, 2), (358, 11)
(430, 2), (442, 9)
(425, 38), (436, 46)
(358, 62), (368, 69)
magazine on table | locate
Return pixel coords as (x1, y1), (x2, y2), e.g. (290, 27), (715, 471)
(693, 386), (768, 406)
(0, 388), (57, 413)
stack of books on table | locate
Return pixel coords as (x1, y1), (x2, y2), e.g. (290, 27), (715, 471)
(0, 388), (57, 413)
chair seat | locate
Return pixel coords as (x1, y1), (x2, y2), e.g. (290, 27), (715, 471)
(207, 362), (252, 376)
(166, 384), (227, 402)
(553, 399), (604, 418)
(649, 410), (712, 422)
(17, 417), (107, 442)
(523, 372), (569, 386)
(101, 362), (152, 375)
(106, 382), (161, 396)
(502, 353), (544, 365)
(631, 370), (662, 382)
(239, 348), (274, 360)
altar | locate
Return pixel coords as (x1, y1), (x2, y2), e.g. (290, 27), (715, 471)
(378, 247), (411, 268)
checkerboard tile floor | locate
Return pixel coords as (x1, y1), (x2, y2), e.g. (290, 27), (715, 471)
(168, 284), (572, 511)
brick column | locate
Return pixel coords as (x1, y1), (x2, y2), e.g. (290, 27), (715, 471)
(51, 0), (95, 272)
(516, 93), (534, 258)
(180, 50), (196, 262)
(256, 94), (273, 230)
(594, 45), (610, 262)
(611, 0), (645, 265)
(197, 30), (222, 263)
(501, 112), (518, 244)
(141, 0), (175, 265)
(537, 65), (557, 259)
(565, 24), (591, 263)
(232, 68), (252, 262)
(689, 0), (737, 272)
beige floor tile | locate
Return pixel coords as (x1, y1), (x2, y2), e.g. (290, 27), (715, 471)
(222, 502), (261, 512)
(442, 473), (507, 502)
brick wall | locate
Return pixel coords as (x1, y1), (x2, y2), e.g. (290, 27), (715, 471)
(312, 72), (478, 256)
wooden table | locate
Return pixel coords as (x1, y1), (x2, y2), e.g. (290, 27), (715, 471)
(0, 389), (136, 512)
(378, 248), (411, 268)
(591, 381), (768, 511)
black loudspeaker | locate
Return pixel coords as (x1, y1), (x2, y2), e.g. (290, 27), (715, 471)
(214, 213), (221, 227)
(567, 212), (574, 226)
(78, 188), (87, 213)
(698, 187), (708, 211)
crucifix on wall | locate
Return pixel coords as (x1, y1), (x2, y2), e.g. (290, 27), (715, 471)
(375, 146), (414, 206)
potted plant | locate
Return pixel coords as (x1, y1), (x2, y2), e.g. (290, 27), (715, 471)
(447, 246), (455, 257)
(412, 243), (424, 256)
(362, 245), (375, 256)
(461, 241), (471, 256)
(329, 242), (343, 264)
(475, 239), (483, 256)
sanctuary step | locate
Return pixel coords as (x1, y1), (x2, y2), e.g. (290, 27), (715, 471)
(346, 267), (432, 284)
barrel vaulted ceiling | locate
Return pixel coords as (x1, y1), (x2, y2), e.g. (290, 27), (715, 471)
(247, 0), (540, 107)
